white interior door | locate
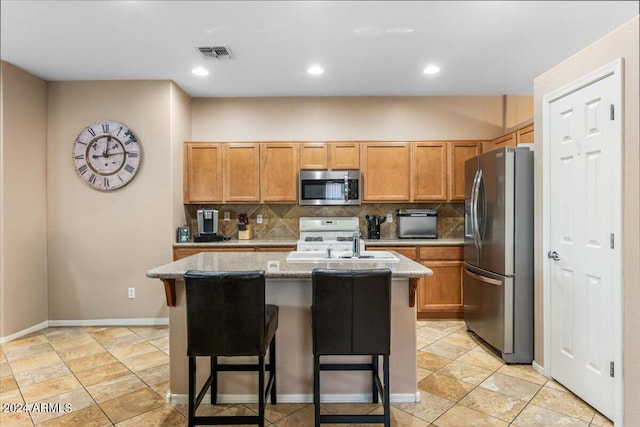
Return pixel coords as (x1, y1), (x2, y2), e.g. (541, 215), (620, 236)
(548, 69), (621, 420)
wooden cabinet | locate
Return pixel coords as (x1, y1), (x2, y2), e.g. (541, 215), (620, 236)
(173, 246), (255, 260)
(448, 141), (482, 201)
(361, 142), (410, 201)
(184, 139), (483, 204)
(411, 141), (481, 202)
(417, 246), (464, 319)
(223, 143), (260, 202)
(261, 143), (299, 202)
(184, 142), (223, 203)
(329, 142), (359, 169)
(412, 142), (447, 201)
(484, 132), (516, 152)
(484, 123), (534, 152)
(516, 124), (534, 144)
(367, 246), (417, 260)
(256, 246), (296, 252)
(299, 143), (328, 169)
(299, 142), (360, 170)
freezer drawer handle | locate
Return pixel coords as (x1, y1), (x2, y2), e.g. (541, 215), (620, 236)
(464, 268), (503, 286)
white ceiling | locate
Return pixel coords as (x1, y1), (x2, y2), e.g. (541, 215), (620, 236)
(1, 1), (637, 97)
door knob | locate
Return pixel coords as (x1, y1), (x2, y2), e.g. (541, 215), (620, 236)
(547, 251), (561, 261)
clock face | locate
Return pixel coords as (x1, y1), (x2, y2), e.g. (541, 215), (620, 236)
(72, 120), (141, 191)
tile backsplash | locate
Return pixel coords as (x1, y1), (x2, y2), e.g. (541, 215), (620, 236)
(183, 203), (464, 240)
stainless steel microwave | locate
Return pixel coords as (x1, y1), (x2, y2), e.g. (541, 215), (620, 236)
(299, 170), (361, 206)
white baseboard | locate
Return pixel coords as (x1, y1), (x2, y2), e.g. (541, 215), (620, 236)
(0, 318), (169, 343)
(168, 392), (418, 405)
(532, 360), (547, 377)
(48, 318), (169, 327)
(0, 321), (48, 344)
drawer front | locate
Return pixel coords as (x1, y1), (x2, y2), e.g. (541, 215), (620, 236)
(419, 246), (463, 261)
(368, 246), (417, 261)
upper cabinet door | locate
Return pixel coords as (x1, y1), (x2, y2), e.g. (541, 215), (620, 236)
(516, 124), (534, 145)
(329, 142), (360, 170)
(412, 141), (447, 201)
(299, 142), (328, 170)
(485, 132), (516, 152)
(223, 143), (260, 202)
(184, 142), (223, 203)
(448, 141), (482, 201)
(362, 142), (410, 201)
(261, 142), (299, 202)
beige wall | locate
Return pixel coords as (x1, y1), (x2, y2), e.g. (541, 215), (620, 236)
(533, 17), (639, 425)
(192, 96), (508, 141)
(170, 83), (191, 229)
(46, 81), (179, 321)
(0, 61), (49, 338)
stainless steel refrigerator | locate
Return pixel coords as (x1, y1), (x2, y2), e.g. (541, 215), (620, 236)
(464, 147), (533, 364)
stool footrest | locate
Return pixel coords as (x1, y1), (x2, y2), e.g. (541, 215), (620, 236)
(191, 415), (261, 425)
(319, 363), (374, 371)
(215, 363), (273, 372)
(318, 414), (385, 424)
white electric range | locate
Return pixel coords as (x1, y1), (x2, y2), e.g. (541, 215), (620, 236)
(295, 217), (365, 253)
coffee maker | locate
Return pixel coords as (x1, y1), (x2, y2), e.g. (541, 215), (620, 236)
(194, 209), (224, 242)
(197, 209), (218, 234)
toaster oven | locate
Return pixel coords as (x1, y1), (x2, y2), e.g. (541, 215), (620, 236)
(397, 209), (437, 238)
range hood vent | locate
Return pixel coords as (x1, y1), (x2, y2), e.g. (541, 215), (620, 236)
(196, 46), (232, 59)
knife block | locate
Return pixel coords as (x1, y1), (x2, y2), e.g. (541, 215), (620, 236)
(238, 225), (254, 240)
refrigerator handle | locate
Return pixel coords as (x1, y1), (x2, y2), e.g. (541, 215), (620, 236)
(464, 268), (502, 286)
(471, 169), (483, 250)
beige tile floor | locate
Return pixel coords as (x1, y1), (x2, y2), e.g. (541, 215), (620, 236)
(0, 320), (613, 426)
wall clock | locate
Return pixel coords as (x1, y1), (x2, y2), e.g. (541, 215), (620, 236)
(72, 120), (142, 191)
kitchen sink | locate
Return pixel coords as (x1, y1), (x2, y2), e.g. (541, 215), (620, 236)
(285, 250), (400, 263)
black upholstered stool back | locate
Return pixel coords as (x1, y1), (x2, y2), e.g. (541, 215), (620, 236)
(183, 270), (278, 427)
(184, 270), (267, 356)
(312, 268), (392, 356)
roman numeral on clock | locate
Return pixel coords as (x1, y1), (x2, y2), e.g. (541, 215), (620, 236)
(103, 177), (110, 189)
(87, 128), (96, 137)
(102, 122), (109, 133)
(88, 173), (97, 185)
(124, 164), (135, 174)
(77, 164), (88, 175)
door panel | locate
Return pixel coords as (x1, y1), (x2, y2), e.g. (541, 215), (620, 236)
(549, 72), (619, 419)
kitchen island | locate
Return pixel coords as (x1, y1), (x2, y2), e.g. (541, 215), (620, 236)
(147, 251), (432, 404)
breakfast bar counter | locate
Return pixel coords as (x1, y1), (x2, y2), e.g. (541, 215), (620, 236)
(147, 251), (432, 403)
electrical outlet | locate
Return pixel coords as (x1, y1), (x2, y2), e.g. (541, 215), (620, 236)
(387, 213), (393, 223)
(128, 288), (135, 299)
(257, 214), (263, 224)
(223, 211), (230, 221)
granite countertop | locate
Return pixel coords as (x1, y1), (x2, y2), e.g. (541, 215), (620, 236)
(147, 250), (432, 280)
(174, 237), (464, 248)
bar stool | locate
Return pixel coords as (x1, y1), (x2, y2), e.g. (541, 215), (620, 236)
(311, 268), (392, 427)
(184, 270), (278, 427)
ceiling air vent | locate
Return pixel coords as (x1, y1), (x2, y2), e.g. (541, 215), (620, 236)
(196, 46), (232, 59)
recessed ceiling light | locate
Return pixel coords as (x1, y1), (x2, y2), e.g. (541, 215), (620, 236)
(423, 65), (441, 75)
(307, 65), (324, 76)
(192, 67), (209, 76)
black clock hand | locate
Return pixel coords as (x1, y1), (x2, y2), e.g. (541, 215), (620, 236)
(92, 151), (125, 159)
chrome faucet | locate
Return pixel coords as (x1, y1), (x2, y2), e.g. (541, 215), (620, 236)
(352, 231), (361, 258)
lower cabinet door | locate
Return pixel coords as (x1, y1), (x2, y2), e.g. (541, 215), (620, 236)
(418, 260), (463, 319)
